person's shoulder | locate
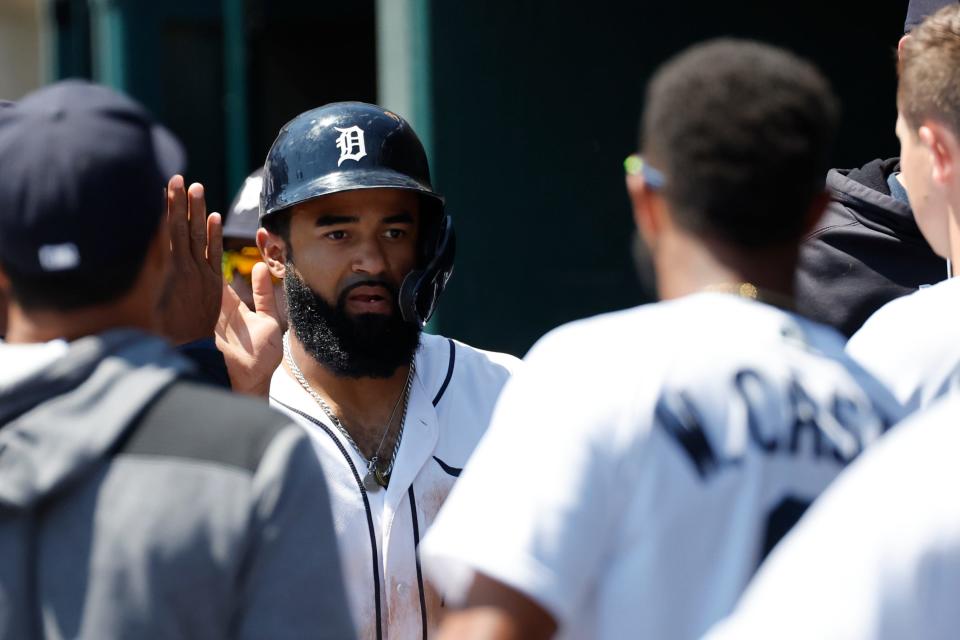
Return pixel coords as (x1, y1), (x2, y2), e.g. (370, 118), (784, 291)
(500, 304), (672, 410)
(847, 278), (960, 374)
(791, 311), (902, 403)
(806, 160), (905, 240)
(853, 277), (960, 344)
(666, 299), (896, 412)
(120, 379), (300, 474)
(524, 297), (787, 372)
(526, 304), (661, 362)
(885, 394), (960, 452)
(426, 332), (522, 372)
(789, 310), (849, 353)
(418, 333), (521, 406)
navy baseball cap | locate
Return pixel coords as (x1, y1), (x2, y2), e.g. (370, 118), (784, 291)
(0, 80), (185, 278)
(906, 0), (959, 32)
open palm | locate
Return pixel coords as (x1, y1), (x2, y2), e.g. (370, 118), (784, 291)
(215, 262), (284, 397)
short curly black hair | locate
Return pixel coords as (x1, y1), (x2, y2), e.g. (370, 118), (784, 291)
(641, 39), (840, 248)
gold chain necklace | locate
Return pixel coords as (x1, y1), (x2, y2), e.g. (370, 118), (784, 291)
(283, 332), (414, 491)
(701, 282), (796, 312)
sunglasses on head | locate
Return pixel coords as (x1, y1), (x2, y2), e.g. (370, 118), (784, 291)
(624, 154), (666, 190)
(222, 246), (280, 284)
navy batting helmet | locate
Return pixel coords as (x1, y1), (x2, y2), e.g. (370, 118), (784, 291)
(260, 101), (454, 327)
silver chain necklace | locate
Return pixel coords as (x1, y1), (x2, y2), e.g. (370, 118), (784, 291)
(283, 331), (415, 492)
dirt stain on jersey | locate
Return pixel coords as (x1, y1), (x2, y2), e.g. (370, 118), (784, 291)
(357, 617), (377, 640)
(424, 577), (446, 631)
(421, 481), (454, 525)
(387, 573), (431, 638)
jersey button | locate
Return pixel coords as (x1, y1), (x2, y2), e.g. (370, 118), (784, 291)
(396, 583), (408, 595)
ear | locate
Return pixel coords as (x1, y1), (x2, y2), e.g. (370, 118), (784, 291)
(898, 34), (910, 59)
(801, 190), (831, 236)
(626, 174), (666, 251)
(921, 122), (959, 186)
(257, 227), (288, 279)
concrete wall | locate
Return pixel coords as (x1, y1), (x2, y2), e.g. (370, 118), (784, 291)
(0, 0), (44, 100)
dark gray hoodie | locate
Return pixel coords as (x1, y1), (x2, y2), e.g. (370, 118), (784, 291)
(796, 158), (949, 338)
(0, 330), (355, 639)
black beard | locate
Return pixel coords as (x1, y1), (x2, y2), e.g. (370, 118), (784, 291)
(284, 266), (421, 378)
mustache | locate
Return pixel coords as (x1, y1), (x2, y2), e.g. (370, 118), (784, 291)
(338, 277), (400, 305)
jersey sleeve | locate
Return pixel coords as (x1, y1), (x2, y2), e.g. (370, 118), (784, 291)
(236, 426), (357, 640)
(846, 283), (960, 413)
(419, 332), (636, 628)
(707, 397), (960, 640)
(846, 296), (920, 410)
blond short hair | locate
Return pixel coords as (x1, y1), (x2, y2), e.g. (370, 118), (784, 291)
(898, 4), (960, 135)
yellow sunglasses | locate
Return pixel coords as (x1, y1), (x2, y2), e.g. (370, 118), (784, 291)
(624, 154), (666, 189)
(222, 247), (280, 284)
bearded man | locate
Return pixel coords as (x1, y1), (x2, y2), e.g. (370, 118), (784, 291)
(255, 102), (520, 640)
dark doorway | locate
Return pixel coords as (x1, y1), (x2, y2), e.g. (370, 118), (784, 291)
(247, 0), (378, 170)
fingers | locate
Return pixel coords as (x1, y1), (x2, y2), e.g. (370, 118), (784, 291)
(217, 279), (245, 337)
(251, 261), (280, 320)
(206, 212), (223, 276)
(187, 182), (208, 263)
(167, 175), (189, 256)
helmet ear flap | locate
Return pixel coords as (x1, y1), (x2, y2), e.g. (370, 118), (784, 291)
(399, 215), (456, 326)
(399, 269), (424, 325)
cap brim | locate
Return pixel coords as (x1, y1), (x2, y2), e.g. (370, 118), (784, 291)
(151, 122), (186, 178)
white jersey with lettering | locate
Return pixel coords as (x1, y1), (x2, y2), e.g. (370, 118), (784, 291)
(269, 333), (520, 640)
(708, 394), (960, 640)
(420, 294), (903, 640)
(847, 276), (960, 413)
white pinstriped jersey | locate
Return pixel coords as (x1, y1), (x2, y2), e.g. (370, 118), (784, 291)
(421, 294), (903, 640)
(270, 332), (520, 640)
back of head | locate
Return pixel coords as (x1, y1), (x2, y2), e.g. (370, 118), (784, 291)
(0, 80), (184, 311)
(898, 4), (960, 137)
(641, 39), (839, 249)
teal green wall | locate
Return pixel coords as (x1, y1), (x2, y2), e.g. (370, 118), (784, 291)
(53, 0), (906, 356)
(426, 2), (905, 356)
(54, 0), (376, 213)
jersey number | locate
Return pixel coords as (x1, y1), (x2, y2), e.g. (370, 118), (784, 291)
(760, 496), (810, 565)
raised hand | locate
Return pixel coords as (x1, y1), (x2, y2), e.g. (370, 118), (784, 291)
(215, 261), (284, 397)
(160, 175), (223, 345)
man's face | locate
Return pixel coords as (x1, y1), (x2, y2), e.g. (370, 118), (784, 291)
(287, 187), (420, 315)
(282, 188), (422, 378)
(896, 112), (950, 257)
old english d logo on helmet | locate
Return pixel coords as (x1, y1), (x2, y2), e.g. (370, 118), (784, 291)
(260, 102), (455, 327)
(334, 126), (367, 165)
